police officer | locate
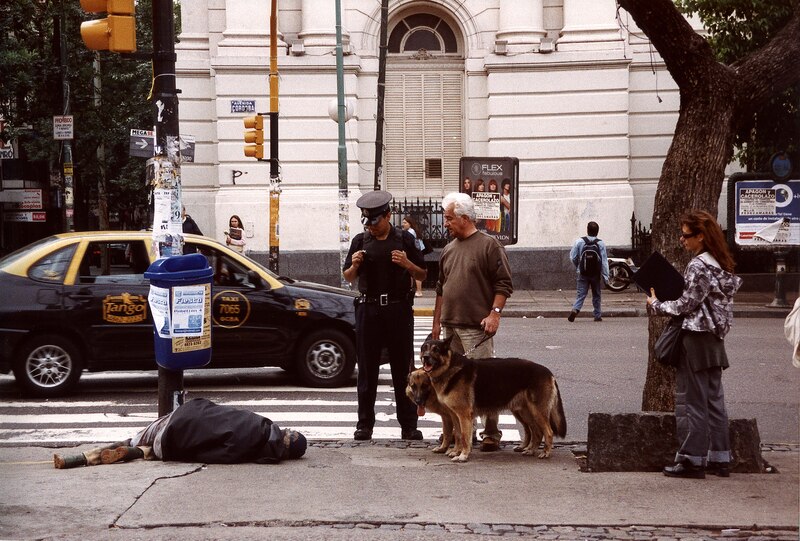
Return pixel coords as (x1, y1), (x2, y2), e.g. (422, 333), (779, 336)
(343, 191), (427, 441)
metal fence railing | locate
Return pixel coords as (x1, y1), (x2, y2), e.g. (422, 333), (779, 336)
(390, 197), (449, 249)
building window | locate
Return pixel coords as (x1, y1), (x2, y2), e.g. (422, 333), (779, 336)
(388, 14), (458, 54)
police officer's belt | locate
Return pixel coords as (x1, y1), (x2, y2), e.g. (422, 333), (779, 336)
(357, 293), (407, 306)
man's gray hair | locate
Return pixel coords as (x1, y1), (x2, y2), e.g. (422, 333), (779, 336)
(442, 192), (476, 222)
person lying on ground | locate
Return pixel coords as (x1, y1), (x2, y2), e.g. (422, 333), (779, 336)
(53, 398), (307, 469)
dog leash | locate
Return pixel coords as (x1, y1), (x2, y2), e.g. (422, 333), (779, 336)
(463, 333), (492, 357)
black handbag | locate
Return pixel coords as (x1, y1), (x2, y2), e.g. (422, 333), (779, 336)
(654, 317), (684, 366)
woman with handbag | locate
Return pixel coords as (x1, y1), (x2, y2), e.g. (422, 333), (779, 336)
(646, 210), (742, 479)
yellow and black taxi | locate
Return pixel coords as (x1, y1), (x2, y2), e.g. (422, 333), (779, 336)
(0, 231), (358, 397)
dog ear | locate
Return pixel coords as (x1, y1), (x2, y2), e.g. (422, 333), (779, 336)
(442, 334), (453, 351)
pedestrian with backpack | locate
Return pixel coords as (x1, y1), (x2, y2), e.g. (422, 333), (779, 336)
(568, 221), (609, 322)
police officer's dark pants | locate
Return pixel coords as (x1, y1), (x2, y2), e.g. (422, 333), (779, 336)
(355, 301), (417, 432)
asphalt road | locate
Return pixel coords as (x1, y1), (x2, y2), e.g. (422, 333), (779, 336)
(492, 317), (799, 444)
(1, 317), (796, 445)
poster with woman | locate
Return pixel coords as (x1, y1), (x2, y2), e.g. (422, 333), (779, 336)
(459, 157), (519, 245)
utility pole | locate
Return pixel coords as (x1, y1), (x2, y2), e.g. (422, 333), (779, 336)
(55, 7), (75, 232)
(151, 0), (184, 417)
(373, 0), (388, 191)
(268, 0), (281, 273)
(335, 0), (350, 288)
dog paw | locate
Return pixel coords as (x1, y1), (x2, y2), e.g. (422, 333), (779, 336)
(513, 445), (525, 453)
(432, 445), (447, 454)
(521, 449), (535, 456)
(451, 454), (469, 463)
(537, 451), (551, 459)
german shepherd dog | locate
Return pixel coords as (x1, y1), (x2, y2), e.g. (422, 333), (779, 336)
(418, 336), (567, 463)
(406, 369), (462, 455)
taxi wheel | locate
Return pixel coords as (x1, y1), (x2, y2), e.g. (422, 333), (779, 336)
(295, 329), (356, 387)
(13, 335), (83, 398)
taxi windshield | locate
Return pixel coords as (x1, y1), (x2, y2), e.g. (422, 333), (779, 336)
(0, 236), (63, 269)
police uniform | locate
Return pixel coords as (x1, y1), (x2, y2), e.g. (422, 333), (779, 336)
(343, 191), (424, 440)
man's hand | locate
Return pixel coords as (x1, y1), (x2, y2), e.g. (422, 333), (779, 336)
(431, 321), (441, 340)
(480, 311), (501, 336)
(390, 249), (410, 268)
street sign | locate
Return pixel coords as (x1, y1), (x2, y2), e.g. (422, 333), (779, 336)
(0, 120), (12, 159)
(4, 211), (46, 222)
(129, 129), (195, 161)
(129, 129), (155, 158)
(231, 100), (256, 113)
(53, 116), (74, 140)
(0, 189), (43, 209)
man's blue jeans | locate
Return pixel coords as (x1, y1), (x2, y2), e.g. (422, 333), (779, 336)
(573, 275), (602, 318)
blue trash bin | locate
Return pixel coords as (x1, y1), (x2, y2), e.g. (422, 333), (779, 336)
(144, 253), (213, 370)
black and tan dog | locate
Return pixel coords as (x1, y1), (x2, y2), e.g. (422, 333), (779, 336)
(418, 335), (566, 463)
(406, 369), (461, 455)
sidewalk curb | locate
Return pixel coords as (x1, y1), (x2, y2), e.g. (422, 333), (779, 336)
(413, 307), (789, 318)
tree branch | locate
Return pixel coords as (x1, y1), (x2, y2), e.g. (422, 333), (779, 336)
(733, 8), (800, 112)
(617, 0), (722, 90)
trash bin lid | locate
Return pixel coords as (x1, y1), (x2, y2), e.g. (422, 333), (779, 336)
(144, 253), (213, 282)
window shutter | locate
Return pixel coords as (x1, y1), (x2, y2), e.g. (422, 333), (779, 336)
(385, 71), (462, 197)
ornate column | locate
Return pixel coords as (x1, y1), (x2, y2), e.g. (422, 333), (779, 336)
(558, 0), (622, 51)
(495, 0), (546, 53)
(299, 0), (343, 50)
(217, 0), (284, 56)
(175, 0), (209, 65)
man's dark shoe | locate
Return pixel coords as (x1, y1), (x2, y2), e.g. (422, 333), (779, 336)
(706, 461), (731, 477)
(401, 429), (423, 440)
(480, 437), (500, 452)
(353, 428), (373, 441)
(594, 316), (603, 322)
(663, 461), (705, 479)
(567, 309), (578, 322)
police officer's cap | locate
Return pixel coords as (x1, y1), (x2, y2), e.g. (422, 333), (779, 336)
(356, 190), (392, 225)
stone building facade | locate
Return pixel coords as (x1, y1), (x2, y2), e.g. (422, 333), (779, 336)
(175, 0), (728, 288)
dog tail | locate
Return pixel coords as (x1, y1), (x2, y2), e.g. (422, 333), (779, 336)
(550, 379), (567, 438)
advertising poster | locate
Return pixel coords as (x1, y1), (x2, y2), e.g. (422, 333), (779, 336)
(459, 157), (519, 245)
(733, 178), (800, 247)
(171, 283), (212, 353)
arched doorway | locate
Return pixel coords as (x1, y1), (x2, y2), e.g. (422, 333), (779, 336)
(384, 11), (464, 199)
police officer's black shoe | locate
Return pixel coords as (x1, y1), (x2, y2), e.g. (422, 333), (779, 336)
(353, 428), (373, 441)
(401, 429), (423, 440)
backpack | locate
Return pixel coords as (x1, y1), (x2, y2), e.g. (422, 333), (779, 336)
(579, 237), (602, 277)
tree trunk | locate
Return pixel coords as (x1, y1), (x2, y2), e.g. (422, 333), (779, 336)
(617, 0), (800, 411)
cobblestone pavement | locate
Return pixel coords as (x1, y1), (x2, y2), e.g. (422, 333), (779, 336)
(302, 522), (799, 540)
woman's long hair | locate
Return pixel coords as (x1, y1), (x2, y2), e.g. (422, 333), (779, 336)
(681, 210), (735, 273)
(403, 215), (420, 235)
(229, 214), (243, 229)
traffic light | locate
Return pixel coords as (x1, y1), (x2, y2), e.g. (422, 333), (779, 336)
(243, 114), (265, 160)
(79, 0), (136, 53)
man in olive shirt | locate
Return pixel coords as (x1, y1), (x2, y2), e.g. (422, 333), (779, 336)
(432, 192), (513, 451)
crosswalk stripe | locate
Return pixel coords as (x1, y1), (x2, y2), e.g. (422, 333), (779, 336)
(0, 317), (523, 445)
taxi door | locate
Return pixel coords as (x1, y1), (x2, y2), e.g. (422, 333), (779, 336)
(61, 240), (155, 368)
(193, 245), (291, 366)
